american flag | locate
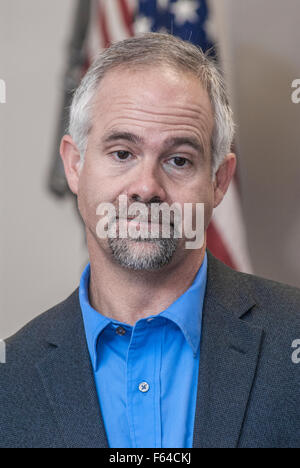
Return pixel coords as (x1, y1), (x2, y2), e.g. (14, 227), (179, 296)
(50, 0), (252, 273)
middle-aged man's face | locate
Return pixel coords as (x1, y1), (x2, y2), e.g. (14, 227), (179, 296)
(61, 64), (235, 270)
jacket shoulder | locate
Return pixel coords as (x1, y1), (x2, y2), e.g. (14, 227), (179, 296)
(237, 270), (300, 322)
(4, 289), (80, 365)
(207, 252), (300, 326)
(240, 269), (300, 303)
(0, 291), (80, 448)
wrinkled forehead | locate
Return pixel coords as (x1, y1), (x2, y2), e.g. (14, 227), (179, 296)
(90, 64), (214, 141)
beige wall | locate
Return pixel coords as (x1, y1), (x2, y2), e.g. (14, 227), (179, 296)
(1, 0), (300, 339)
(0, 0), (88, 339)
(212, 0), (300, 286)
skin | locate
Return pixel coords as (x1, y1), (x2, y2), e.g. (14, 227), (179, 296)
(60, 65), (236, 326)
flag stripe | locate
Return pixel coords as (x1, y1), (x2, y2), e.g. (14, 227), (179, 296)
(98, 1), (111, 48)
(118, 0), (135, 36)
(206, 222), (236, 270)
(212, 179), (252, 273)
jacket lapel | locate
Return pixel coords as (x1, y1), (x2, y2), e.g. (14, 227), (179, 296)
(36, 290), (109, 448)
(193, 253), (264, 448)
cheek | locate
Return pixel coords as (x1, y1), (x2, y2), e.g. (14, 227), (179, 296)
(77, 168), (102, 226)
(204, 201), (214, 230)
(203, 186), (215, 229)
(76, 165), (120, 227)
(77, 179), (94, 227)
(191, 180), (215, 229)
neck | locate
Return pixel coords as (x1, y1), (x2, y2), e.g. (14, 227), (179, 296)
(87, 232), (206, 326)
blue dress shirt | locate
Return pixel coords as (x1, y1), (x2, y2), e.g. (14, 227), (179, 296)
(79, 253), (207, 448)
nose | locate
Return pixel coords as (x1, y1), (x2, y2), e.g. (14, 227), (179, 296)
(127, 161), (167, 204)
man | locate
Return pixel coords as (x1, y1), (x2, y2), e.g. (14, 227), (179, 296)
(0, 33), (299, 449)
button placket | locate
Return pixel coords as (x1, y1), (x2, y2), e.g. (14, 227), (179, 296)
(126, 321), (161, 447)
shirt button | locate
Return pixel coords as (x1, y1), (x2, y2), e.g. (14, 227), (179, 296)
(115, 326), (126, 336)
(138, 382), (150, 393)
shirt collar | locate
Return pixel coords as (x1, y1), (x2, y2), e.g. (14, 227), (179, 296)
(79, 252), (207, 367)
(79, 265), (111, 369)
(159, 252), (207, 356)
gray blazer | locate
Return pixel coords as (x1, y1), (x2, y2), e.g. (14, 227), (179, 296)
(1, 252), (300, 448)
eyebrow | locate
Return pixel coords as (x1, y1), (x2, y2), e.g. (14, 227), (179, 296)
(163, 136), (204, 154)
(102, 131), (204, 154)
(102, 131), (144, 146)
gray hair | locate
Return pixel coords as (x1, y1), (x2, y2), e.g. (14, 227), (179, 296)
(69, 32), (235, 173)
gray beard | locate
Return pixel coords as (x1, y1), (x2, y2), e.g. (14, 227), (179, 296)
(107, 236), (178, 271)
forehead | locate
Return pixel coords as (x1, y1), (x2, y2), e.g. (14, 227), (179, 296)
(90, 65), (214, 144)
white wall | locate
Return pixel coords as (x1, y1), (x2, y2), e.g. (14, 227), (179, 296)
(0, 0), (88, 339)
(212, 0), (300, 286)
(1, 0), (300, 339)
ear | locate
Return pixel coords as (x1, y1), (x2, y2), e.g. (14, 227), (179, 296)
(213, 153), (236, 208)
(60, 135), (82, 195)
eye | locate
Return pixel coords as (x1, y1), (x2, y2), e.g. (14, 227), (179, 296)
(112, 150), (132, 161)
(169, 156), (191, 168)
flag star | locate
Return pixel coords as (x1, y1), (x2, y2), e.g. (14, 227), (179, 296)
(157, 0), (170, 10)
(134, 15), (153, 34)
(170, 0), (199, 26)
(204, 13), (217, 43)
